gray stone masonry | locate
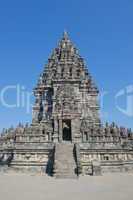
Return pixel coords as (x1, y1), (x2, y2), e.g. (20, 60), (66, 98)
(0, 32), (133, 177)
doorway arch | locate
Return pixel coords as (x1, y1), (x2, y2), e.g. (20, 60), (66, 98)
(62, 120), (72, 141)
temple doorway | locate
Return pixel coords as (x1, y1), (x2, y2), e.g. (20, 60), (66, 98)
(62, 120), (72, 141)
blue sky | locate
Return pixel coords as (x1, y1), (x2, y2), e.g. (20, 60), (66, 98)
(0, 0), (133, 131)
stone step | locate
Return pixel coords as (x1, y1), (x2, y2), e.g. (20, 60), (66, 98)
(53, 143), (77, 179)
(55, 175), (78, 179)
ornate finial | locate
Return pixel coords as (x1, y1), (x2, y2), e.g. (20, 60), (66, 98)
(63, 30), (69, 40)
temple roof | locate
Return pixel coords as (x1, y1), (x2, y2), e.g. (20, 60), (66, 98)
(35, 32), (98, 93)
(50, 31), (80, 62)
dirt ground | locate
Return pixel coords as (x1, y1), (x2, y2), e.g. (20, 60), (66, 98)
(0, 173), (133, 200)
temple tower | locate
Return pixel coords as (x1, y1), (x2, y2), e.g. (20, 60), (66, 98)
(32, 32), (100, 143)
(1, 32), (133, 176)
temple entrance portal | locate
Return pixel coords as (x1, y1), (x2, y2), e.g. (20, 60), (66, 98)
(62, 120), (72, 141)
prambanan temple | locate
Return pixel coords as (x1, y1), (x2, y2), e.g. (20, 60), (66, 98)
(0, 32), (133, 178)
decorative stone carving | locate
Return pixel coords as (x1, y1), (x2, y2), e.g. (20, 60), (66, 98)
(0, 32), (133, 177)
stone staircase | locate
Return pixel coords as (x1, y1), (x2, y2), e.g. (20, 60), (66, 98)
(53, 143), (77, 179)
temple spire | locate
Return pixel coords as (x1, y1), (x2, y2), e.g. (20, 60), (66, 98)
(63, 30), (69, 40)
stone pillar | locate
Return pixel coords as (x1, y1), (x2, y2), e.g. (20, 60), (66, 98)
(32, 93), (42, 123)
(53, 118), (59, 143)
(42, 89), (48, 120)
(49, 132), (52, 142)
(92, 160), (102, 176)
(114, 154), (118, 161)
(72, 118), (81, 143)
(82, 132), (85, 143)
(59, 119), (63, 142)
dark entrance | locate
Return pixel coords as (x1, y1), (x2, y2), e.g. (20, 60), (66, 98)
(62, 120), (71, 141)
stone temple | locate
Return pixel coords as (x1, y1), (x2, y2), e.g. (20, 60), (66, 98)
(0, 32), (133, 178)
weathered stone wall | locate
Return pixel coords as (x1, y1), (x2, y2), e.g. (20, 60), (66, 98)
(79, 143), (133, 175)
